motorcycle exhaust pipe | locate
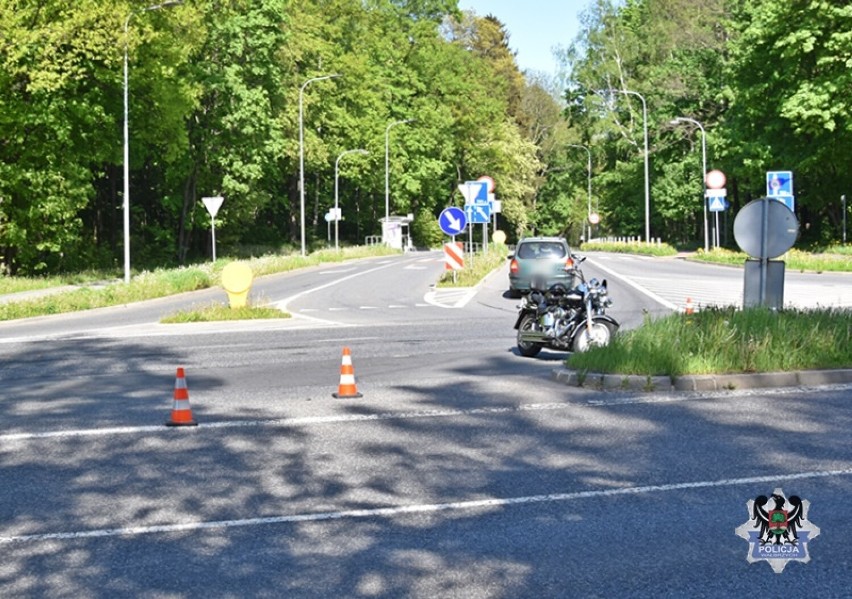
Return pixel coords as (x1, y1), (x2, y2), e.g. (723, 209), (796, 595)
(519, 331), (549, 343)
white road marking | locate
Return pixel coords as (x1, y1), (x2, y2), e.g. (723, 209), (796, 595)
(586, 257), (679, 311)
(319, 268), (357, 274)
(359, 306), (378, 310)
(423, 287), (477, 308)
(3, 468), (849, 543)
(0, 404), (575, 442)
(5, 384), (849, 444)
(274, 257), (427, 313)
(404, 265), (427, 270)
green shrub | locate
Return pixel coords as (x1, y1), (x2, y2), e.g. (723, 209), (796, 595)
(566, 306), (852, 376)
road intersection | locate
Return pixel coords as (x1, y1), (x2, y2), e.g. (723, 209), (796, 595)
(1, 251), (850, 597)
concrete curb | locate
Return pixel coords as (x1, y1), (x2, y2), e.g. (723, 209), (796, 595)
(551, 367), (852, 392)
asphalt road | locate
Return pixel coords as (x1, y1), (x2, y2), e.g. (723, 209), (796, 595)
(1, 251), (850, 597)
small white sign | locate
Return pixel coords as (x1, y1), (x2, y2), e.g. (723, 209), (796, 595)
(202, 196), (224, 218)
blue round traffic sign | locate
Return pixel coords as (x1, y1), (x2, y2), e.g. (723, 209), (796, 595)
(439, 206), (467, 236)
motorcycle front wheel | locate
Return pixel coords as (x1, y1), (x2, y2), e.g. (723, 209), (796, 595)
(516, 314), (544, 358)
(572, 320), (616, 352)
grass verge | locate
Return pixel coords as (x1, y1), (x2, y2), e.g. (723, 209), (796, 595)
(0, 245), (399, 322)
(565, 306), (851, 376)
(436, 244), (508, 287)
(691, 247), (852, 272)
(581, 240), (678, 257)
(161, 302), (290, 323)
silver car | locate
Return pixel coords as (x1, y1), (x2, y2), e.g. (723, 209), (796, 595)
(508, 237), (575, 296)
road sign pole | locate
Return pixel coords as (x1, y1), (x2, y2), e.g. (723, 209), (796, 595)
(211, 217), (217, 262)
(468, 222), (473, 265)
(452, 235), (457, 283)
(715, 212), (720, 248)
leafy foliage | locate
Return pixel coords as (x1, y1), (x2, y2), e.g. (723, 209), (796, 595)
(560, 0), (851, 247)
(0, 0), (848, 275)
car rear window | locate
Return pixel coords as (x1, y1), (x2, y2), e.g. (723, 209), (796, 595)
(517, 241), (567, 259)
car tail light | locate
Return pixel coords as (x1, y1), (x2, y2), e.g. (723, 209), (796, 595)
(510, 258), (519, 274)
(564, 258), (574, 270)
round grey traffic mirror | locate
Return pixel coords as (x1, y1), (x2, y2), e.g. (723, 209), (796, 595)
(733, 198), (799, 259)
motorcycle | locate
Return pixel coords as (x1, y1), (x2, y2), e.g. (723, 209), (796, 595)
(514, 254), (619, 357)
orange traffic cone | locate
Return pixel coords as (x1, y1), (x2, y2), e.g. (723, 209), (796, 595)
(684, 297), (695, 315)
(166, 367), (198, 426)
(332, 347), (363, 398)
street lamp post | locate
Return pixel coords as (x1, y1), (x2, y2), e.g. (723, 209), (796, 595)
(385, 119), (415, 223)
(843, 194), (847, 244)
(567, 144), (592, 242)
(299, 74), (341, 256)
(123, 0), (182, 284)
(612, 89), (650, 243)
(671, 117), (709, 251)
(334, 149), (368, 251)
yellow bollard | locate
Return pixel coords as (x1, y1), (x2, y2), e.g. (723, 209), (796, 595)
(221, 262), (253, 308)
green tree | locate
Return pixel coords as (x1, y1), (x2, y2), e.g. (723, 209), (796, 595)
(0, 1), (123, 273)
(723, 0), (852, 243)
(177, 0), (290, 262)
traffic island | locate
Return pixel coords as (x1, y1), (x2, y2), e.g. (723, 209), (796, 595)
(551, 367), (852, 392)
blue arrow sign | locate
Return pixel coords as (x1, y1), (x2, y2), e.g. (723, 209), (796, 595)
(465, 203), (490, 224)
(766, 171), (793, 197)
(439, 206), (467, 235)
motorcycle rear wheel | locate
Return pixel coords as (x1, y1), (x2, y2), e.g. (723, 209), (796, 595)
(517, 314), (543, 358)
(572, 321), (616, 352)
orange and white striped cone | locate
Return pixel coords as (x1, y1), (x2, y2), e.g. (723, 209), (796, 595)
(166, 367), (198, 426)
(332, 347), (363, 398)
